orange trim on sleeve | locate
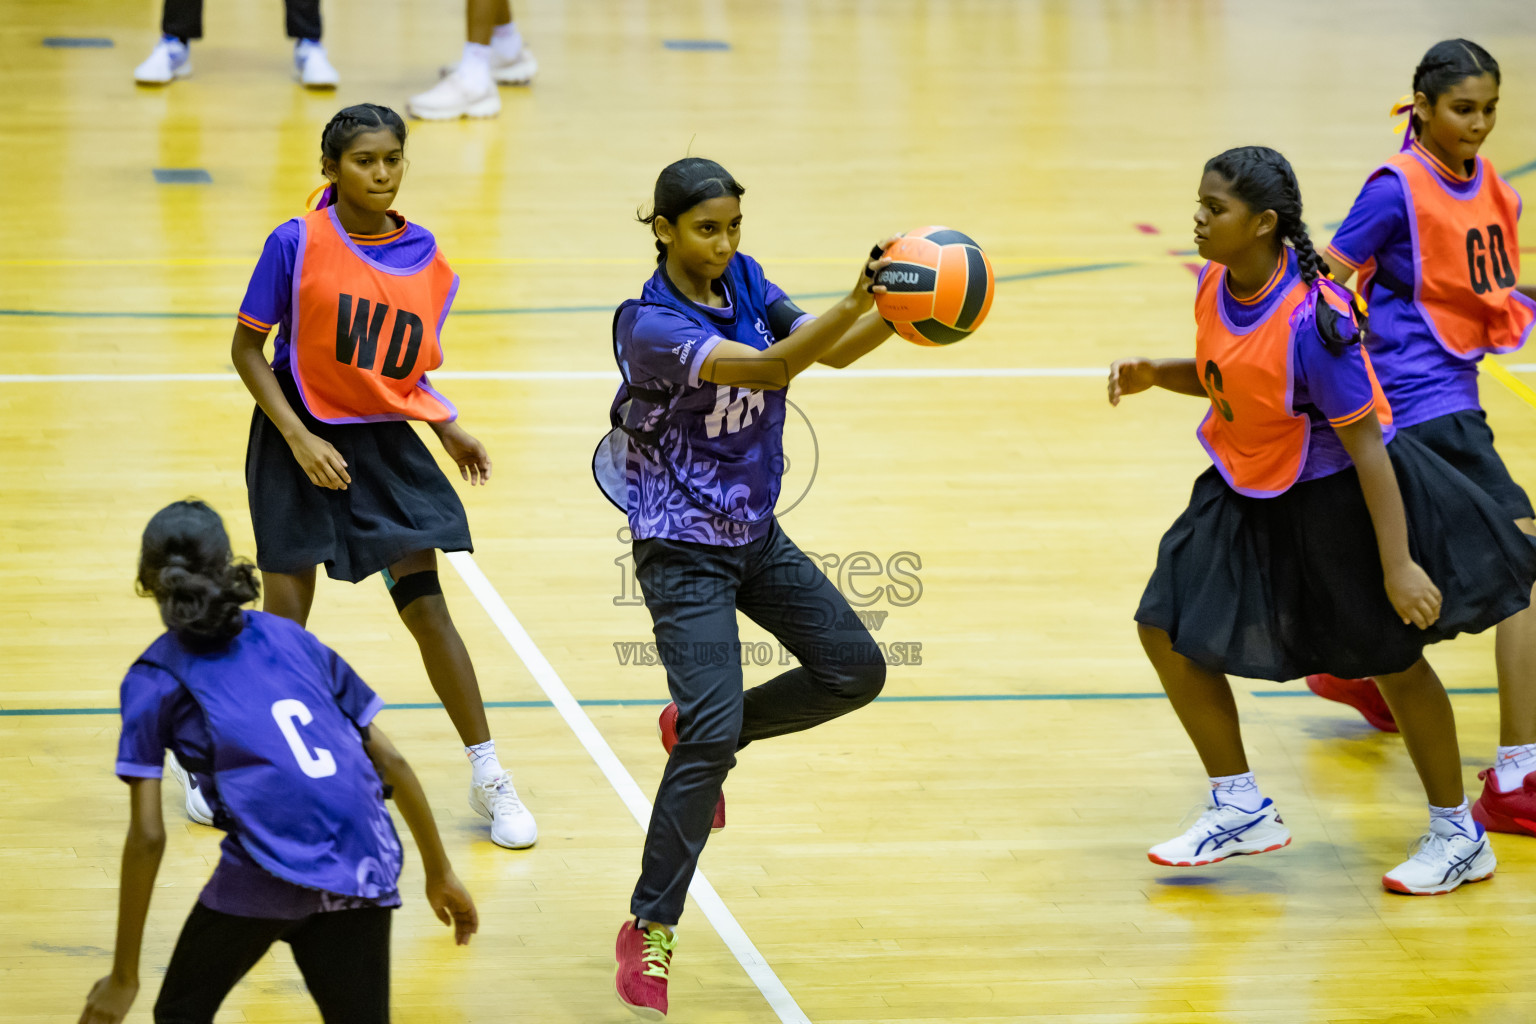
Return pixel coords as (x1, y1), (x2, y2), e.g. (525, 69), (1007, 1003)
(1328, 399), (1376, 429)
(1324, 245), (1362, 272)
(238, 313), (273, 332)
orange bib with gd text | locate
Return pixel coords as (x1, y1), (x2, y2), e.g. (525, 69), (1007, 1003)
(290, 208), (459, 423)
(1362, 148), (1535, 360)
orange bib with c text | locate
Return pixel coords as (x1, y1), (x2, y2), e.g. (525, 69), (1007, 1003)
(1194, 265), (1389, 498)
(1363, 148), (1535, 360)
(290, 208), (459, 424)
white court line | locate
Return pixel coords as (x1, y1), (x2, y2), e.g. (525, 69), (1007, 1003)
(8, 364), (1536, 385)
(444, 550), (811, 1024)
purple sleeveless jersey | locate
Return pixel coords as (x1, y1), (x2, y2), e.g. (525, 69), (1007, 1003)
(127, 612), (403, 900)
(595, 253), (813, 546)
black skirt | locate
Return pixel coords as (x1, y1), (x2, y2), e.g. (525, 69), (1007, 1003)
(1136, 433), (1536, 681)
(245, 369), (472, 583)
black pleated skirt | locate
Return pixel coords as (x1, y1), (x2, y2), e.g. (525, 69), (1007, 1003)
(1135, 433), (1536, 681)
(245, 369), (472, 583)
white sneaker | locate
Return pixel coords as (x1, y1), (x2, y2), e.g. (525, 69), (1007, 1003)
(408, 69), (501, 120)
(1148, 797), (1292, 866)
(294, 41), (339, 88)
(134, 38), (191, 85)
(166, 752), (215, 826)
(1382, 818), (1496, 895)
(441, 48), (538, 85)
(469, 771), (537, 849)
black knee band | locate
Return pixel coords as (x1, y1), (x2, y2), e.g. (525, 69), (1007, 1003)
(387, 570), (442, 612)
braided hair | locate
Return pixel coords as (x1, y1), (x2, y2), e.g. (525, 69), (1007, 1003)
(637, 158), (746, 264)
(1410, 40), (1500, 140)
(1204, 146), (1363, 353)
(312, 103), (408, 209)
(136, 501), (260, 651)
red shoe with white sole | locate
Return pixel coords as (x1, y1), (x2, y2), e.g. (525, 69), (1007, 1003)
(615, 919), (675, 1020)
(658, 701), (725, 832)
(1305, 674), (1398, 732)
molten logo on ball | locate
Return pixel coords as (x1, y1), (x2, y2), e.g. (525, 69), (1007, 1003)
(874, 226), (995, 346)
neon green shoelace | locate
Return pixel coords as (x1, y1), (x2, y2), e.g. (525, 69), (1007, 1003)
(640, 928), (677, 979)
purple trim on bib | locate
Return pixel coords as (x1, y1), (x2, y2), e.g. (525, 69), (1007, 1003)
(326, 207), (437, 276)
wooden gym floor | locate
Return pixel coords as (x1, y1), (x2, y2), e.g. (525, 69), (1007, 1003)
(3, 1), (1536, 1021)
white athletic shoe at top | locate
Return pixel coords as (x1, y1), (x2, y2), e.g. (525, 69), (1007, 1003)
(1382, 817), (1496, 895)
(1147, 796), (1292, 867)
(294, 40), (339, 88)
(407, 68), (501, 120)
(440, 47), (538, 85)
(469, 770), (537, 849)
(134, 37), (192, 85)
(166, 752), (215, 827)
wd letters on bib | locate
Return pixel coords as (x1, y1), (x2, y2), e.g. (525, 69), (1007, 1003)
(291, 207), (459, 424)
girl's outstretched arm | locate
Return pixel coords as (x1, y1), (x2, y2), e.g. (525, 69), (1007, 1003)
(1108, 358), (1206, 405)
(816, 311), (896, 369)
(700, 241), (897, 390)
(1334, 411), (1442, 629)
(79, 778), (165, 1024)
(362, 724), (478, 945)
(231, 323), (351, 491)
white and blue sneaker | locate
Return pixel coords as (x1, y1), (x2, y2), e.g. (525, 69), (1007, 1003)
(294, 40), (339, 88)
(1148, 797), (1292, 866)
(166, 752), (215, 827)
(1382, 817), (1496, 895)
(469, 770), (537, 849)
(134, 37), (191, 85)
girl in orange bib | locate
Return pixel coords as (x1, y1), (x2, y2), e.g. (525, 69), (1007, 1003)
(1110, 147), (1536, 894)
(226, 104), (537, 851)
(1312, 40), (1536, 837)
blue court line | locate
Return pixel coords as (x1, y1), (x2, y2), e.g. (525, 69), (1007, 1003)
(663, 39), (731, 51)
(0, 686), (1506, 717)
(0, 261), (1132, 322)
(43, 37), (114, 48)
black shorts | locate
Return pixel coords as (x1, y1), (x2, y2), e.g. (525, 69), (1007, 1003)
(1400, 409), (1534, 521)
(155, 902), (391, 1024)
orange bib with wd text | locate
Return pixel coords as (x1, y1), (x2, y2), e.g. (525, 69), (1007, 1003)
(1194, 265), (1389, 498)
(1363, 148), (1535, 360)
(290, 208), (459, 423)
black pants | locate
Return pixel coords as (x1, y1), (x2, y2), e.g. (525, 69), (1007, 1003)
(163, 0), (321, 41)
(630, 520), (887, 924)
(154, 902), (391, 1024)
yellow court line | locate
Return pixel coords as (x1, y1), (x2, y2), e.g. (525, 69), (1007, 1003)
(1485, 358), (1536, 412)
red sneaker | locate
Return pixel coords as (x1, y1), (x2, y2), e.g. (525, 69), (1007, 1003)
(614, 919), (676, 1020)
(1472, 767), (1536, 837)
(1305, 674), (1397, 732)
(658, 702), (726, 832)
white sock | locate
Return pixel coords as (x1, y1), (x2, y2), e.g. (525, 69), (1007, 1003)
(1429, 799), (1476, 836)
(162, 34), (189, 53)
(459, 41), (494, 84)
(491, 22), (523, 58)
(1494, 743), (1536, 791)
(295, 38), (323, 54)
(1209, 772), (1264, 811)
(466, 739), (504, 785)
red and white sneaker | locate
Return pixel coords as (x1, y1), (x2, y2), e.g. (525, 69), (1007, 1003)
(1472, 767), (1536, 837)
(658, 702), (725, 832)
(615, 920), (675, 1020)
(1306, 674), (1397, 732)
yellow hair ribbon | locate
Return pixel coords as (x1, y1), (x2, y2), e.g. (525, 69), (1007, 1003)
(305, 182), (331, 211)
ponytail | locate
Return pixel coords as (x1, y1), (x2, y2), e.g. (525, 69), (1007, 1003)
(136, 501), (259, 651)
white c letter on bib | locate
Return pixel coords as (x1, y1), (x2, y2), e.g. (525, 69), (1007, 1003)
(271, 699), (338, 779)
